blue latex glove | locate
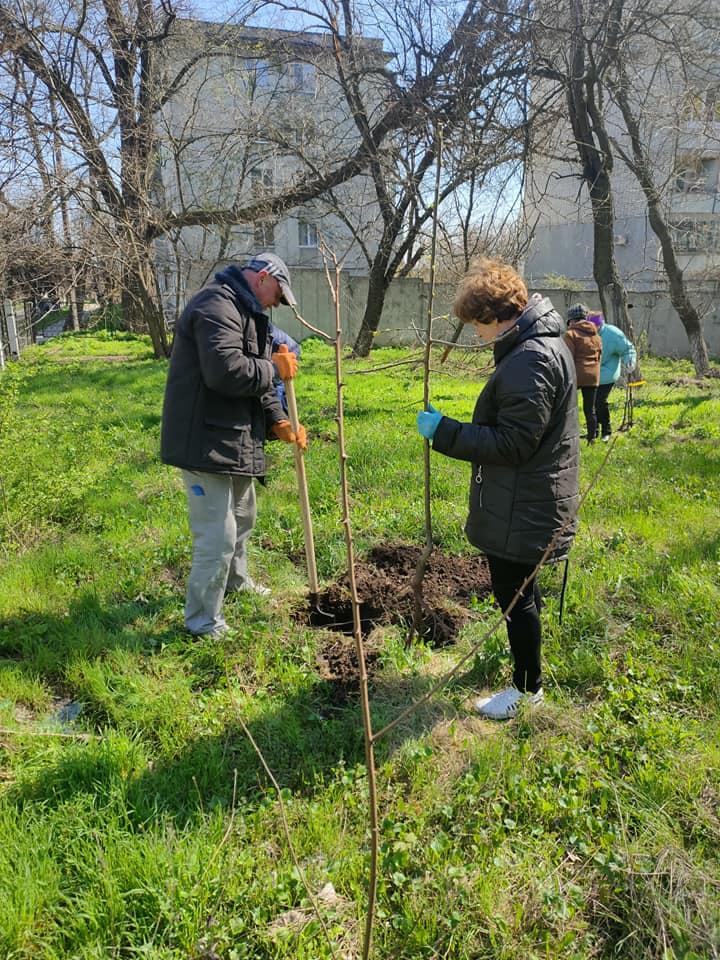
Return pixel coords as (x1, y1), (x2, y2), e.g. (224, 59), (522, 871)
(416, 403), (443, 440)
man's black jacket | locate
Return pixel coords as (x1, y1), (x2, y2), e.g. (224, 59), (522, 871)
(161, 266), (286, 476)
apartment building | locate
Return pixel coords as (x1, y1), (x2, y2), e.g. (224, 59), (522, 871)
(524, 70), (720, 293)
(154, 20), (385, 319)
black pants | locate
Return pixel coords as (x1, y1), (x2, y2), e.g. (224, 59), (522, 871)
(486, 555), (542, 694)
(595, 382), (614, 437)
(580, 386), (598, 441)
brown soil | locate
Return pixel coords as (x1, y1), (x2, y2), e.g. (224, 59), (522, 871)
(314, 636), (384, 705)
(662, 376), (717, 388)
(297, 543), (492, 697)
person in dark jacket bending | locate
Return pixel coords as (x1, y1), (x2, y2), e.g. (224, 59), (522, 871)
(417, 258), (580, 719)
(564, 303), (602, 443)
(161, 252), (306, 637)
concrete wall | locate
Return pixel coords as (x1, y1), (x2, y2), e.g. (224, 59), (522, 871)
(533, 287), (720, 360)
(269, 271), (720, 360)
(270, 271), (462, 349)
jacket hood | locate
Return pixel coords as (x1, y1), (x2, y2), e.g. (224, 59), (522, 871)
(569, 319), (599, 337)
(214, 265), (267, 319)
(494, 293), (564, 363)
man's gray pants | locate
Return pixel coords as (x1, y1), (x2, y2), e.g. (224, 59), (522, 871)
(181, 470), (257, 636)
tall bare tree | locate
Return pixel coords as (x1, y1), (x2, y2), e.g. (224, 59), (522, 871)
(533, 0), (638, 345)
(323, 0), (532, 356)
(530, 0), (718, 373)
(2, 0), (527, 358)
(601, 0), (717, 375)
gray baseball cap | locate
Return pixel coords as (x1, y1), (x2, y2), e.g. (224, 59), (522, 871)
(567, 302), (589, 322)
(245, 252), (297, 306)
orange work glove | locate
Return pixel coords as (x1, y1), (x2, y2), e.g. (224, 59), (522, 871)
(271, 420), (308, 451)
(271, 344), (298, 380)
(295, 423), (308, 451)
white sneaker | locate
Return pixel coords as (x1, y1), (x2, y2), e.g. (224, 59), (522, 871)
(474, 687), (544, 720)
(601, 434), (610, 443)
(235, 578), (271, 597)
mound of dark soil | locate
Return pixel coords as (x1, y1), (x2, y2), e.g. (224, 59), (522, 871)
(315, 636), (384, 705)
(297, 543), (492, 694)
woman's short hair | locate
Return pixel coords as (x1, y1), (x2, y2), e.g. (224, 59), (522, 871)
(453, 257), (528, 325)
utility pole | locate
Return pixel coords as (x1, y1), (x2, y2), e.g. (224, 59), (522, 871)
(51, 93), (81, 332)
(3, 301), (21, 359)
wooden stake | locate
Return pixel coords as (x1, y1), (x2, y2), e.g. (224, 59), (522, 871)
(277, 345), (319, 594)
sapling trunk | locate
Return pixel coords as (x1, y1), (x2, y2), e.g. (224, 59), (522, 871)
(322, 247), (380, 960)
(411, 127), (443, 640)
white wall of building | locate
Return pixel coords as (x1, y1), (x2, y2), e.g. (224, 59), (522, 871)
(154, 21), (386, 321)
(524, 56), (720, 290)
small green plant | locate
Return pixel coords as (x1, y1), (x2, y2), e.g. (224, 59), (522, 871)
(542, 273), (584, 292)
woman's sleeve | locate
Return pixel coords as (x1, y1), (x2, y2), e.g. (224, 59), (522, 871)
(622, 335), (637, 369)
(433, 352), (556, 467)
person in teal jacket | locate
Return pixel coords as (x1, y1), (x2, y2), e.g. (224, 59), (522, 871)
(588, 313), (637, 440)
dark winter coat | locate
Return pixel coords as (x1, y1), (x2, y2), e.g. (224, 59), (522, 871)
(432, 294), (580, 564)
(160, 266), (286, 477)
(564, 319), (602, 386)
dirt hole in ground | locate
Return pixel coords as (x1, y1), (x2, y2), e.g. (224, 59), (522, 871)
(294, 543), (492, 699)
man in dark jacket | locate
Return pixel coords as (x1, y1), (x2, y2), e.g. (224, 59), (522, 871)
(417, 258), (580, 719)
(161, 252), (307, 637)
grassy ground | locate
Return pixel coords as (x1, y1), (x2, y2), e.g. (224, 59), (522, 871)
(0, 330), (719, 959)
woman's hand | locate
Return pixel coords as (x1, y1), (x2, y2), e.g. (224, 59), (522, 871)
(416, 404), (443, 440)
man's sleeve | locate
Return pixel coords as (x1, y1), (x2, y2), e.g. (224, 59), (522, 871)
(193, 309), (275, 399)
(261, 384), (287, 428)
(271, 324), (301, 358)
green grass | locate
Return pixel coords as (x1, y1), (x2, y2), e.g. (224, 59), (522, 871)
(0, 332), (719, 958)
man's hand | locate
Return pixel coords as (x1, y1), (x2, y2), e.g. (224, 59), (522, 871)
(271, 420), (308, 451)
(272, 343), (298, 380)
(416, 403), (443, 440)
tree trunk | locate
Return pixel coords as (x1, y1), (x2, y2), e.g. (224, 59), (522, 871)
(68, 288), (81, 332)
(648, 205), (710, 376)
(352, 260), (391, 358)
(121, 255), (170, 358)
(566, 0), (638, 371)
(610, 75), (711, 377)
(587, 176), (638, 350)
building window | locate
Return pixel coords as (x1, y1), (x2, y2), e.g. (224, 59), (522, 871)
(254, 221), (275, 247)
(674, 155), (719, 194)
(245, 58), (273, 92)
(298, 220), (318, 248)
(289, 61), (316, 96)
(250, 167), (273, 196)
(289, 119), (317, 149)
(669, 218), (720, 252)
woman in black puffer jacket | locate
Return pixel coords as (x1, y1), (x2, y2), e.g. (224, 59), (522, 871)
(416, 258), (580, 720)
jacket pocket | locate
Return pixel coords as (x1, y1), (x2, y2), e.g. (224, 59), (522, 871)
(204, 416), (251, 431)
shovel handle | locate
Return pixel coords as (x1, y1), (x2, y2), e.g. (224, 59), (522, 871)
(278, 347), (319, 594)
